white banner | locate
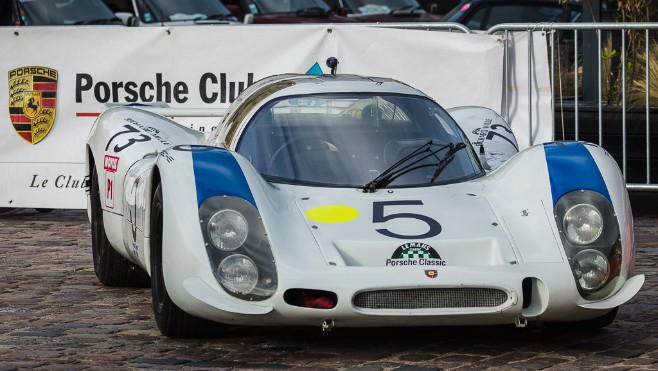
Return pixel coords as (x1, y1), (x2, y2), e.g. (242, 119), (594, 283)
(0, 24), (548, 209)
(504, 31), (553, 149)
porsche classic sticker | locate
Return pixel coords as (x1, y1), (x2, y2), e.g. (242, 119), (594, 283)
(386, 242), (445, 267)
(8, 66), (58, 144)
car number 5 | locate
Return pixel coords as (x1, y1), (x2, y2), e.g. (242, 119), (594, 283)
(373, 200), (442, 239)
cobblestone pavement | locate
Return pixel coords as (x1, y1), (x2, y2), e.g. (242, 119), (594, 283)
(0, 209), (656, 370)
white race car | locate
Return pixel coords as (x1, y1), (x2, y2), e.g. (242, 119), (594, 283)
(86, 71), (644, 337)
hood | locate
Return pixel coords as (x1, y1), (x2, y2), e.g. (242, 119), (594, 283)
(294, 188), (519, 268)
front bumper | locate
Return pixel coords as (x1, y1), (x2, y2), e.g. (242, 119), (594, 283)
(173, 262), (643, 328)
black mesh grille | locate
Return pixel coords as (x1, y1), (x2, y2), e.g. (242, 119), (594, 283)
(353, 288), (509, 310)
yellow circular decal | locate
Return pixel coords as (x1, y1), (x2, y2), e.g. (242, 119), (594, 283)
(305, 205), (359, 223)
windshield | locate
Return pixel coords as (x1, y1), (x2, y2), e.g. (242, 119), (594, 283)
(237, 93), (483, 188)
(18, 0), (120, 25)
(342, 0), (420, 14)
(136, 0), (232, 23)
(247, 0), (332, 13)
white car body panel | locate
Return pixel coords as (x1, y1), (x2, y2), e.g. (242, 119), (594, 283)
(85, 74), (643, 331)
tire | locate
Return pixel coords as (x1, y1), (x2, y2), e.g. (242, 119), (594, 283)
(150, 183), (224, 338)
(90, 166), (149, 287)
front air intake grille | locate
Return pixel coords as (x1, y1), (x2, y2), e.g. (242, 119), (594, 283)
(353, 288), (509, 310)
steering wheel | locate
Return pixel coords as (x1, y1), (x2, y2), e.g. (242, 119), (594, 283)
(268, 135), (340, 176)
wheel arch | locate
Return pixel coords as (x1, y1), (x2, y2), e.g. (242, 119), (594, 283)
(142, 164), (162, 277)
(85, 145), (96, 222)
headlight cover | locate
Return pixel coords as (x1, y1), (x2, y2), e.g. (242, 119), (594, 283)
(563, 203), (603, 245)
(207, 209), (248, 251)
(554, 190), (621, 299)
(217, 254), (259, 294)
(572, 249), (610, 292)
(200, 196), (277, 301)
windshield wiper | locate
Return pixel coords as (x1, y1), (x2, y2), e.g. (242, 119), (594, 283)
(429, 143), (467, 182)
(363, 140), (466, 193)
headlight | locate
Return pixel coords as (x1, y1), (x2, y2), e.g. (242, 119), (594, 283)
(217, 254), (259, 295)
(207, 210), (248, 251)
(563, 203), (603, 245)
(200, 196), (277, 301)
(572, 249), (610, 291)
(554, 190), (621, 299)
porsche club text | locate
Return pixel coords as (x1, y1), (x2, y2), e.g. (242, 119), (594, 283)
(75, 73), (255, 104)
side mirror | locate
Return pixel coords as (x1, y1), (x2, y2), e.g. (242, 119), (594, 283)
(429, 4), (439, 15)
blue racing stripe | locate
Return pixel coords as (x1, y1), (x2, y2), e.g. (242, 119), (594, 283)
(544, 142), (611, 205)
(190, 147), (256, 207)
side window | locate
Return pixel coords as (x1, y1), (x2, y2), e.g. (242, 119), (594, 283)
(464, 5), (488, 30)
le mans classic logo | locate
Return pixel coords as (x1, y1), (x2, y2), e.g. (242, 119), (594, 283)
(8, 66), (58, 144)
(386, 242), (446, 268)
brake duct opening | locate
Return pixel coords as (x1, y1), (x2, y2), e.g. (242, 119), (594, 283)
(284, 289), (337, 309)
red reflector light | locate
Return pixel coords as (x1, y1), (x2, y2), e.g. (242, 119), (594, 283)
(302, 296), (335, 309)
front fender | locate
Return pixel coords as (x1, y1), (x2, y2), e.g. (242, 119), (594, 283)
(481, 141), (641, 306)
(156, 145), (274, 317)
(86, 107), (205, 217)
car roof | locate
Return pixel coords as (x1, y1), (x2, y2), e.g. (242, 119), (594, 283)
(213, 74), (432, 148)
(238, 74), (426, 102)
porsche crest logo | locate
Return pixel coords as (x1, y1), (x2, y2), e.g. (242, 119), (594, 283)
(425, 270), (438, 279)
(8, 66), (58, 144)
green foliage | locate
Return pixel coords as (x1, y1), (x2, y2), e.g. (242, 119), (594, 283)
(599, 0), (656, 106)
(628, 42), (658, 107)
